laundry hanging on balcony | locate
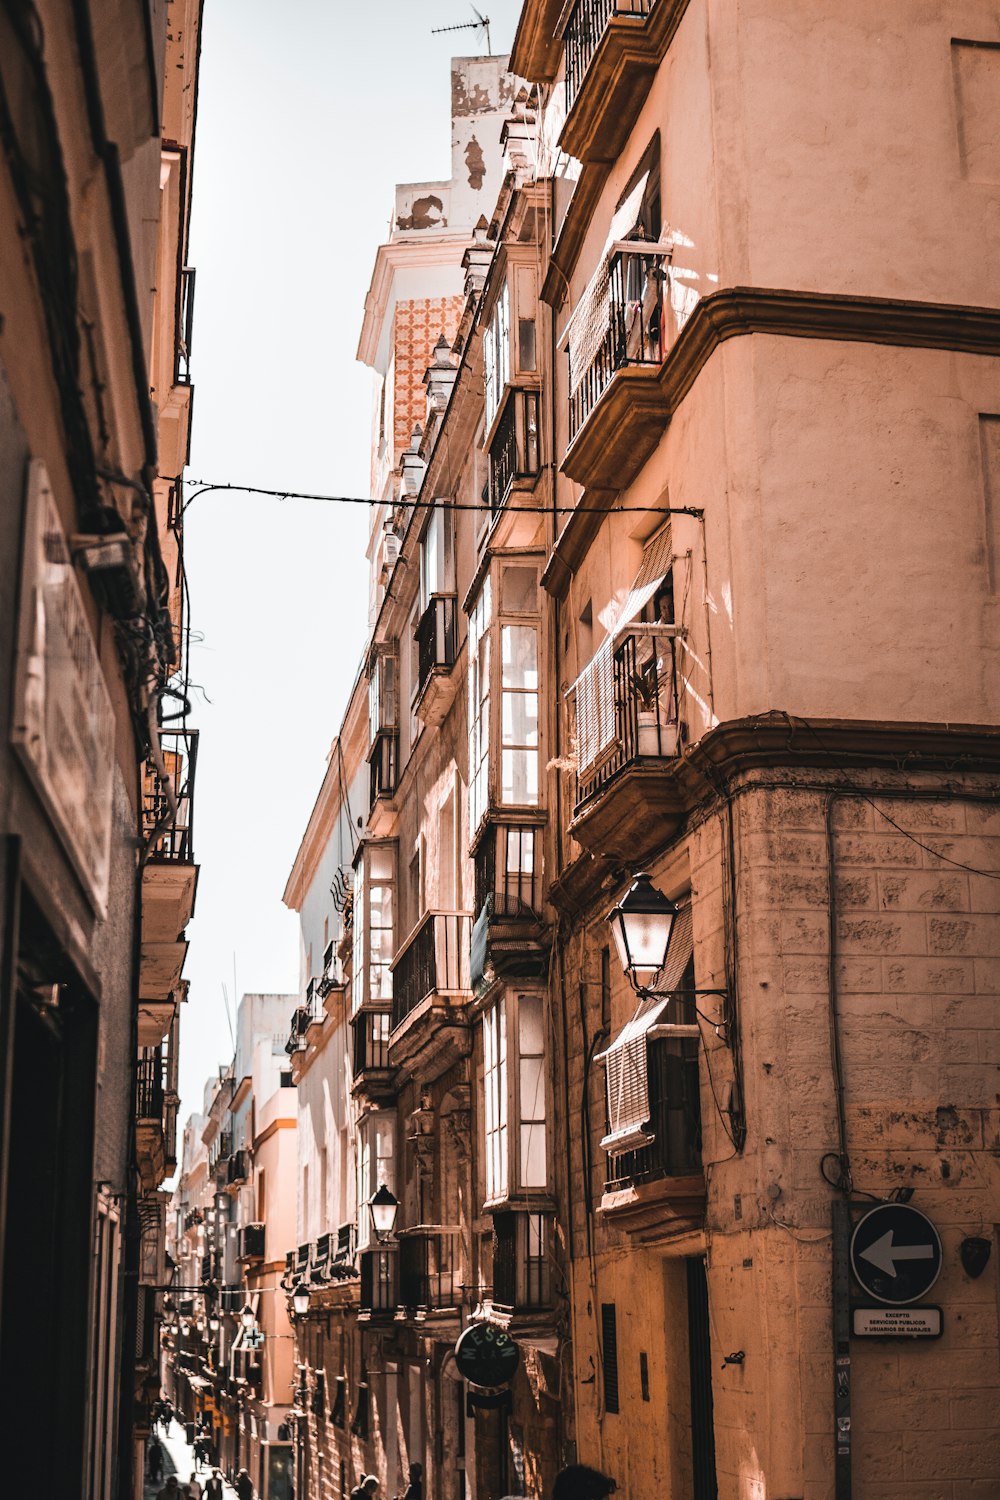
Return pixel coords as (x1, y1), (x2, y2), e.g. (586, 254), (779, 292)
(597, 902), (694, 1154)
(569, 521), (674, 778)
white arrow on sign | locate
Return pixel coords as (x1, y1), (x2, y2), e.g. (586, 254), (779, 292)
(860, 1230), (935, 1277)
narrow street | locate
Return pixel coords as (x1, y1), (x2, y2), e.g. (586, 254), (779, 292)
(143, 1423), (237, 1500)
(2, 3), (1000, 1499)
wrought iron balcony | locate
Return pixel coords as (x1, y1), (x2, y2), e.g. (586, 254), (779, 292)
(136, 1048), (165, 1121)
(487, 388), (541, 514)
(368, 729), (398, 810)
(142, 727), (198, 863)
(359, 1248), (396, 1317)
(416, 595), (457, 693)
(352, 1009), (391, 1074)
(398, 1227), (460, 1313)
(285, 1006), (310, 1055)
(390, 911), (471, 1032)
(564, 0), (652, 111)
(574, 625), (679, 812)
(474, 822), (542, 919)
(491, 1210), (551, 1314)
(599, 1030), (705, 1241)
(569, 246), (667, 444)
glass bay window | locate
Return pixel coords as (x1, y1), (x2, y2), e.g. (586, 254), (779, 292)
(467, 562), (542, 844)
(351, 843), (396, 1014)
(482, 991), (548, 1207)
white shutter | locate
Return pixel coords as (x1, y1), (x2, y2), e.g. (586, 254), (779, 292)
(598, 903), (695, 1152)
(619, 522), (673, 627)
(574, 636), (617, 777)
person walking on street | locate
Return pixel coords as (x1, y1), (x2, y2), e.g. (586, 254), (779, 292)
(204, 1470), (224, 1500)
(147, 1437), (164, 1481)
(156, 1479), (180, 1500)
(187, 1472), (203, 1500)
(235, 1468), (254, 1500)
(162, 1401), (174, 1436)
(401, 1464), (422, 1500)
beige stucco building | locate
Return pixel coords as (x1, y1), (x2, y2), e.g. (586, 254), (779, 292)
(268, 8), (1000, 1500)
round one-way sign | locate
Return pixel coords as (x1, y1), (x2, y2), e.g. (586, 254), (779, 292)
(850, 1203), (942, 1305)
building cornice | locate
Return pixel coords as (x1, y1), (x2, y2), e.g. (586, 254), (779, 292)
(549, 713), (1000, 917)
(357, 233), (475, 367)
(253, 1116), (297, 1151)
(543, 286), (1000, 595)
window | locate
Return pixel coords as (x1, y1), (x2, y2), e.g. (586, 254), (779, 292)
(351, 844), (396, 1014)
(500, 624), (539, 806)
(419, 506), (454, 611)
(368, 649), (398, 742)
(357, 1111), (395, 1251)
(482, 991), (548, 1205)
(483, 1001), (508, 1203)
(492, 1210), (550, 1310)
(468, 577), (492, 837)
(483, 282), (510, 431)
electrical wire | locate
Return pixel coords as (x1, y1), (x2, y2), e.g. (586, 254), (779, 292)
(166, 476), (704, 522)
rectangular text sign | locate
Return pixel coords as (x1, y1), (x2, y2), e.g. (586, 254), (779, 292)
(852, 1306), (942, 1339)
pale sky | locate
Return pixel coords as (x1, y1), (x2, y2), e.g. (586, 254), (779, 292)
(178, 0), (526, 1122)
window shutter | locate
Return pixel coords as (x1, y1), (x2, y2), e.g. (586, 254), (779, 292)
(599, 902), (695, 1151)
(574, 636), (617, 776)
(601, 1303), (620, 1414)
(620, 522), (673, 625)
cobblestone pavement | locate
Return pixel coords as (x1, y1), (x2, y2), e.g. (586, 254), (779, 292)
(142, 1422), (239, 1499)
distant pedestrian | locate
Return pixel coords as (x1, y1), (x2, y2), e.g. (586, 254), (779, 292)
(162, 1401), (174, 1435)
(148, 1437), (164, 1481)
(156, 1480), (181, 1500)
(401, 1464), (422, 1500)
(363, 1478), (379, 1499)
(187, 1472), (203, 1500)
(204, 1470), (224, 1500)
(235, 1469), (254, 1500)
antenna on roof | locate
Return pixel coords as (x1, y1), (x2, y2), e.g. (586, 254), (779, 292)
(432, 5), (492, 56)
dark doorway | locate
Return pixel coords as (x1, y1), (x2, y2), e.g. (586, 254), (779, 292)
(685, 1256), (718, 1500)
(0, 885), (98, 1498)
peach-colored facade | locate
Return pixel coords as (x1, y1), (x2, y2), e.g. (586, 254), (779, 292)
(267, 9), (1000, 1500)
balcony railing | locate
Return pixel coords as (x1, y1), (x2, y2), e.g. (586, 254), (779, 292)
(285, 1006), (310, 1055)
(136, 1048), (165, 1121)
(491, 1211), (550, 1312)
(352, 1009), (391, 1073)
(574, 626), (678, 811)
(569, 246), (667, 443)
(474, 823), (541, 919)
(390, 911), (471, 1031)
(564, 0), (652, 110)
(369, 729), (398, 808)
(398, 1228), (459, 1311)
(488, 388), (540, 514)
(416, 595), (457, 692)
(143, 727), (198, 862)
(604, 1034), (701, 1189)
(359, 1248), (396, 1315)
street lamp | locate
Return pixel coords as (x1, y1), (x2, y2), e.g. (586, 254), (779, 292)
(606, 872), (678, 993)
(209, 1314), (220, 1333)
(291, 1281), (311, 1318)
(240, 1303), (255, 1332)
(369, 1184), (399, 1242)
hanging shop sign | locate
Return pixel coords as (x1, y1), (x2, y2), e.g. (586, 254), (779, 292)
(455, 1321), (520, 1388)
(11, 460), (114, 915)
(850, 1204), (942, 1306)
